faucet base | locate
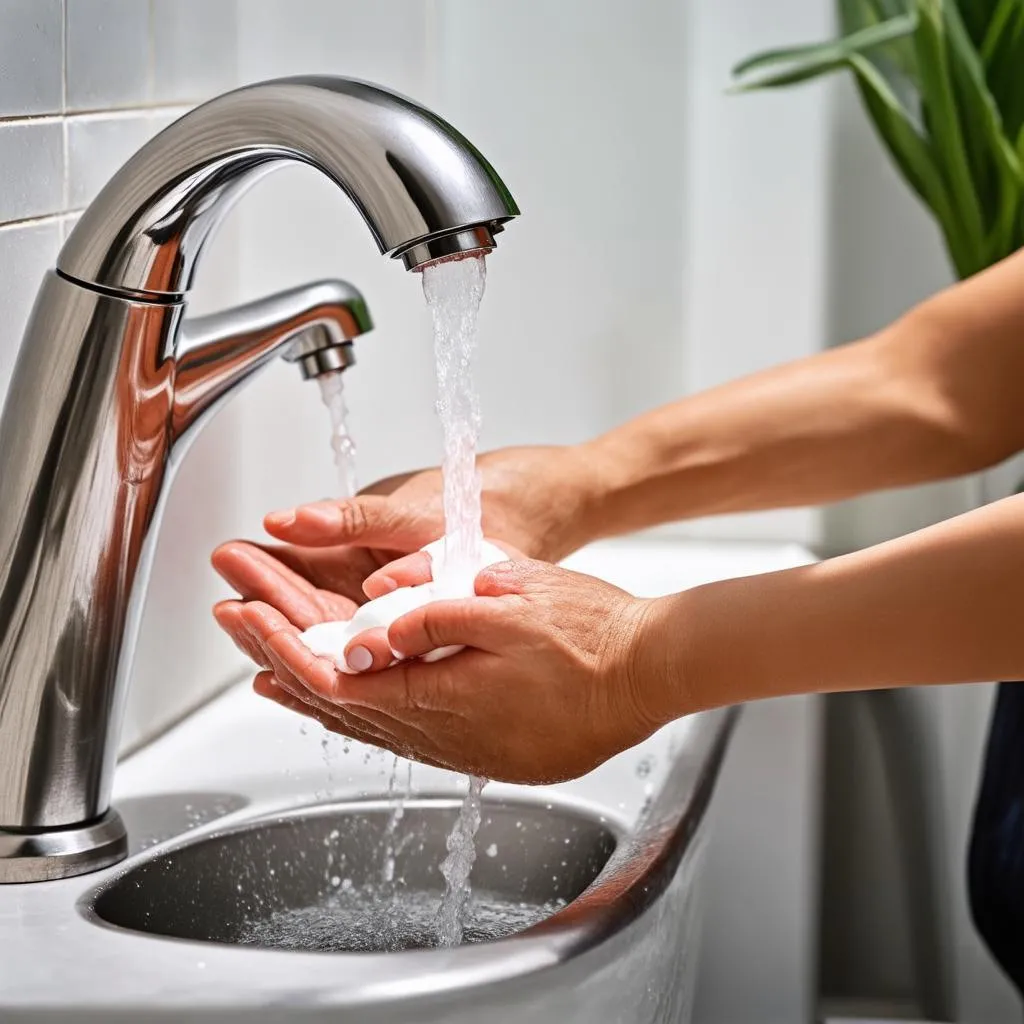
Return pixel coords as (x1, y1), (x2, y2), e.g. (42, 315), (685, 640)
(0, 811), (127, 884)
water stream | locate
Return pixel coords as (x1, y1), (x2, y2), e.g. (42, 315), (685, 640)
(421, 254), (489, 946)
(308, 256), (490, 947)
(317, 369), (359, 501)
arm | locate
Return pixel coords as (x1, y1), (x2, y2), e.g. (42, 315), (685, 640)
(651, 493), (1024, 721)
(579, 248), (1024, 540)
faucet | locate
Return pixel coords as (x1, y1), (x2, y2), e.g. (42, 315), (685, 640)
(0, 76), (518, 882)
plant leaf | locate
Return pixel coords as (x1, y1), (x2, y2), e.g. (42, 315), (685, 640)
(847, 53), (975, 276)
(839, 0), (913, 31)
(959, 0), (1006, 48)
(839, 0), (920, 84)
(732, 13), (917, 83)
(980, 0), (1024, 142)
(911, 0), (987, 273)
(942, 1), (1022, 263)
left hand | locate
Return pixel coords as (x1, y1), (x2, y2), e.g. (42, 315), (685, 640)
(237, 559), (670, 783)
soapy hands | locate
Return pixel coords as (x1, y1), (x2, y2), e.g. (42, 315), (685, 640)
(211, 445), (600, 644)
(221, 553), (668, 784)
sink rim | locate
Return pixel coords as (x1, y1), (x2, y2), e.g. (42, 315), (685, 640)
(67, 707), (735, 1007)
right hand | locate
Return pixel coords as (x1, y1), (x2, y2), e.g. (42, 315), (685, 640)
(211, 445), (602, 652)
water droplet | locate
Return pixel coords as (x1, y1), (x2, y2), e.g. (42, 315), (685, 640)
(485, 843), (498, 858)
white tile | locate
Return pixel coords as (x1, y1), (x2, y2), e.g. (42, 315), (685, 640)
(0, 219), (62, 411)
(0, 0), (63, 115)
(237, 0), (431, 97)
(152, 0), (237, 104)
(65, 0), (150, 111)
(0, 120), (64, 222)
(146, 103), (192, 137)
(66, 111), (151, 208)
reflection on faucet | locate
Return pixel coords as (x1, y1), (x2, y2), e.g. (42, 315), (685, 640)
(0, 75), (518, 882)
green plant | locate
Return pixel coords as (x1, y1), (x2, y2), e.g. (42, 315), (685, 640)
(732, 0), (1024, 279)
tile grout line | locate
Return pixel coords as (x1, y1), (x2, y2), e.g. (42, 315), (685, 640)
(0, 103), (196, 128)
(146, 0), (156, 104)
(61, 0), (69, 213)
(60, 0), (68, 114)
(0, 211), (84, 234)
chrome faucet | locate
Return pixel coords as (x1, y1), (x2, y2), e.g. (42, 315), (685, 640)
(0, 76), (518, 882)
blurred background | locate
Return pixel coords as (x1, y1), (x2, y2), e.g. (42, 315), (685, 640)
(2, 1), (1022, 1020)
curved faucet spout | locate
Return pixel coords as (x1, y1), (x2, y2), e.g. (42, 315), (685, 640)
(57, 76), (519, 298)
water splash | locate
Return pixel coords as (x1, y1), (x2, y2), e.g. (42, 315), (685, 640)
(317, 369), (358, 499)
(421, 256), (490, 946)
(237, 886), (566, 953)
(380, 758), (413, 889)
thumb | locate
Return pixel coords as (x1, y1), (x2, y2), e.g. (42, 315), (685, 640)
(388, 597), (524, 659)
(264, 496), (435, 549)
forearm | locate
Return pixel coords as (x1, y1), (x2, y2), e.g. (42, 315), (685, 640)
(577, 249), (1024, 541)
(650, 494), (1024, 719)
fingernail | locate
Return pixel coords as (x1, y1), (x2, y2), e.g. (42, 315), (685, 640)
(374, 575), (398, 595)
(267, 509), (296, 527)
(346, 646), (373, 673)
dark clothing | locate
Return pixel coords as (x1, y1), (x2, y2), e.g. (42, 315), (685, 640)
(969, 681), (1024, 995)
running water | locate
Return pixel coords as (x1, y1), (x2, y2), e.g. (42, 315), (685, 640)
(317, 370), (358, 499)
(380, 757), (413, 888)
(422, 256), (486, 587)
(421, 255), (489, 946)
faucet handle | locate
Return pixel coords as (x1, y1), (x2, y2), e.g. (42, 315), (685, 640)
(172, 279), (371, 444)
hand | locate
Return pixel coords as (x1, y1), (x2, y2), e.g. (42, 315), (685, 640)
(259, 444), (601, 564)
(211, 446), (604, 650)
(239, 558), (673, 784)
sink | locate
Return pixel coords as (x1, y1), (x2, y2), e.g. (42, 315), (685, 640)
(0, 539), (818, 1022)
(85, 796), (619, 952)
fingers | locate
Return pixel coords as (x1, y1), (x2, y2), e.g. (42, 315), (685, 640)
(387, 597), (523, 659)
(363, 539), (525, 600)
(363, 551), (432, 599)
(333, 650), (495, 717)
(240, 602), (342, 701)
(214, 600), (272, 668)
(263, 496), (431, 550)
(212, 542), (325, 628)
(343, 627), (394, 673)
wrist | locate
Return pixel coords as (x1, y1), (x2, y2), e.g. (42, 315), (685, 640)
(624, 590), (709, 731)
(575, 431), (656, 543)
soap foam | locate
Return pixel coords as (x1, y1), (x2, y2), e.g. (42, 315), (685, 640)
(299, 538), (507, 673)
